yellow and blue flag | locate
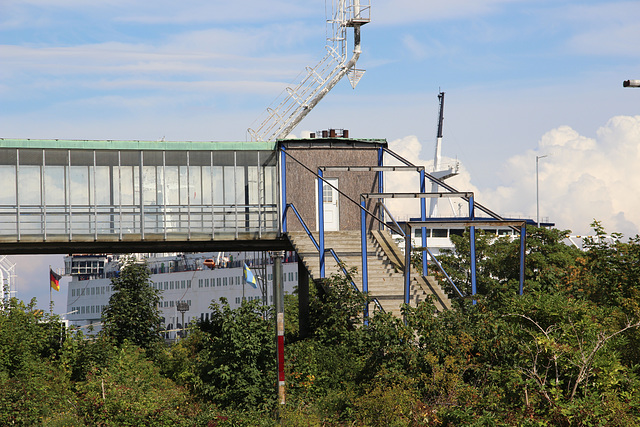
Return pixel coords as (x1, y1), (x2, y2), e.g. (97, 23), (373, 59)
(243, 263), (258, 288)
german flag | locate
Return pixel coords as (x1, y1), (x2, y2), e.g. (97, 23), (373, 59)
(50, 269), (61, 292)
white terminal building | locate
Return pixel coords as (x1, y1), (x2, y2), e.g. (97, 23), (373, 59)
(65, 251), (299, 339)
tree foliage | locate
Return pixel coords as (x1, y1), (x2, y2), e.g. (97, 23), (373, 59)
(101, 256), (163, 354)
(3, 223), (640, 425)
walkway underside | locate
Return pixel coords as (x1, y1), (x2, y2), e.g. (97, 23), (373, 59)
(0, 232), (292, 255)
(286, 230), (452, 316)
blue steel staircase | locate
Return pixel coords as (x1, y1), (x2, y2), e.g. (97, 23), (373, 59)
(286, 230), (451, 315)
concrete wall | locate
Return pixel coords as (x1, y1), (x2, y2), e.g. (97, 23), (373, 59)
(283, 139), (386, 232)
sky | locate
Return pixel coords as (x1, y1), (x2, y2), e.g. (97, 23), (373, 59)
(1, 0), (640, 312)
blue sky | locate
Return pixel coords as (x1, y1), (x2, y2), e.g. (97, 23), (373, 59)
(2, 0), (640, 312)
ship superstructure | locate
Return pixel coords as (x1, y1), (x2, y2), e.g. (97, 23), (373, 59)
(65, 251), (299, 339)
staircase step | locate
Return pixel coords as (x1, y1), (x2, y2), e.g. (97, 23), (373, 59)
(287, 230), (452, 313)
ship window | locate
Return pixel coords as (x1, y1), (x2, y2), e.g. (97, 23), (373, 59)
(223, 277), (227, 286)
(170, 281), (174, 290)
(81, 289), (85, 296)
(72, 289), (75, 297)
(187, 280), (191, 288)
(432, 229), (448, 238)
(414, 228), (431, 238)
(449, 229), (464, 237)
(217, 278), (221, 287)
(181, 280), (185, 289)
(170, 301), (174, 307)
(205, 278), (209, 287)
(498, 229), (512, 236)
(199, 279), (203, 288)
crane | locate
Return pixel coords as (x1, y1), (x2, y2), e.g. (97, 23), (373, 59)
(247, 0), (370, 142)
(428, 92), (460, 218)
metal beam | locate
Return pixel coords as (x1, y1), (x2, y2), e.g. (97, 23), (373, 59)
(407, 220), (526, 228)
(319, 166), (424, 172)
(361, 192), (474, 199)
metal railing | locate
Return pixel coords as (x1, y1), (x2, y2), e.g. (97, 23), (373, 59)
(373, 200), (465, 299)
(284, 203), (384, 313)
(0, 203), (278, 241)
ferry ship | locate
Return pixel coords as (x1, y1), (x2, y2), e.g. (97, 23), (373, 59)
(65, 251), (299, 339)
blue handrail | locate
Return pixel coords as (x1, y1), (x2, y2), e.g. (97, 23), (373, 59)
(376, 201), (465, 299)
(284, 203), (385, 313)
(424, 247), (464, 298)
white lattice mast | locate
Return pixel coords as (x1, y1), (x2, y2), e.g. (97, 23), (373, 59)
(247, 0), (370, 142)
(0, 256), (16, 309)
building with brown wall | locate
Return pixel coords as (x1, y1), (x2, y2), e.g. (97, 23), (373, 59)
(281, 135), (387, 233)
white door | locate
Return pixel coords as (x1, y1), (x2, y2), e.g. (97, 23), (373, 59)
(316, 178), (339, 231)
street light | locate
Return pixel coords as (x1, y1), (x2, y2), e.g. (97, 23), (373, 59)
(623, 80), (640, 88)
(536, 154), (548, 228)
(176, 301), (189, 339)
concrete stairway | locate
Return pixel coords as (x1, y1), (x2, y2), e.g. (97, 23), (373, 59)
(286, 230), (452, 316)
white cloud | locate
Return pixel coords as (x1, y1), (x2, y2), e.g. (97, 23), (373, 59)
(374, 0), (526, 25)
(481, 115), (640, 237)
(383, 135), (480, 220)
(1, 0), (319, 27)
(383, 116), (640, 239)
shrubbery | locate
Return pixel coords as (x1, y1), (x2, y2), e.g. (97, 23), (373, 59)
(1, 223), (640, 425)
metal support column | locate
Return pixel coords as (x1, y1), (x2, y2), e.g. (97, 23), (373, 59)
(273, 251), (285, 405)
(519, 224), (526, 295)
(318, 168), (325, 278)
(377, 147), (384, 227)
(420, 170), (427, 277)
(139, 151), (145, 240)
(280, 147), (287, 233)
(404, 224), (412, 307)
(469, 195), (477, 304)
(360, 197), (369, 323)
(298, 261), (310, 338)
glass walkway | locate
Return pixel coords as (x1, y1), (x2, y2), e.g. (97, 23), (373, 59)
(0, 139), (282, 253)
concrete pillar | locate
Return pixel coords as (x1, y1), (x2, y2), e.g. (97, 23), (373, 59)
(298, 262), (310, 338)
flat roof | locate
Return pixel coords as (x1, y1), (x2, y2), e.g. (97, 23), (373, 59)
(0, 138), (277, 151)
(0, 137), (388, 151)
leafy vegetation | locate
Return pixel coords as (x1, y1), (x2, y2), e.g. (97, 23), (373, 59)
(1, 222), (640, 425)
(101, 256), (163, 355)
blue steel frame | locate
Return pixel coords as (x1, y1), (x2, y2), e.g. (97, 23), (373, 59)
(281, 146), (287, 234)
(469, 195), (477, 304)
(278, 144), (528, 323)
(318, 168), (325, 278)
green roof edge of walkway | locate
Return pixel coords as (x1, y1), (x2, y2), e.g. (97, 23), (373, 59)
(0, 138), (277, 151)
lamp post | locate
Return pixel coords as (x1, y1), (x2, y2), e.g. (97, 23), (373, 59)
(176, 301), (189, 340)
(536, 155), (548, 228)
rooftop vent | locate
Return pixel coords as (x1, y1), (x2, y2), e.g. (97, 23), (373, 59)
(310, 128), (349, 139)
